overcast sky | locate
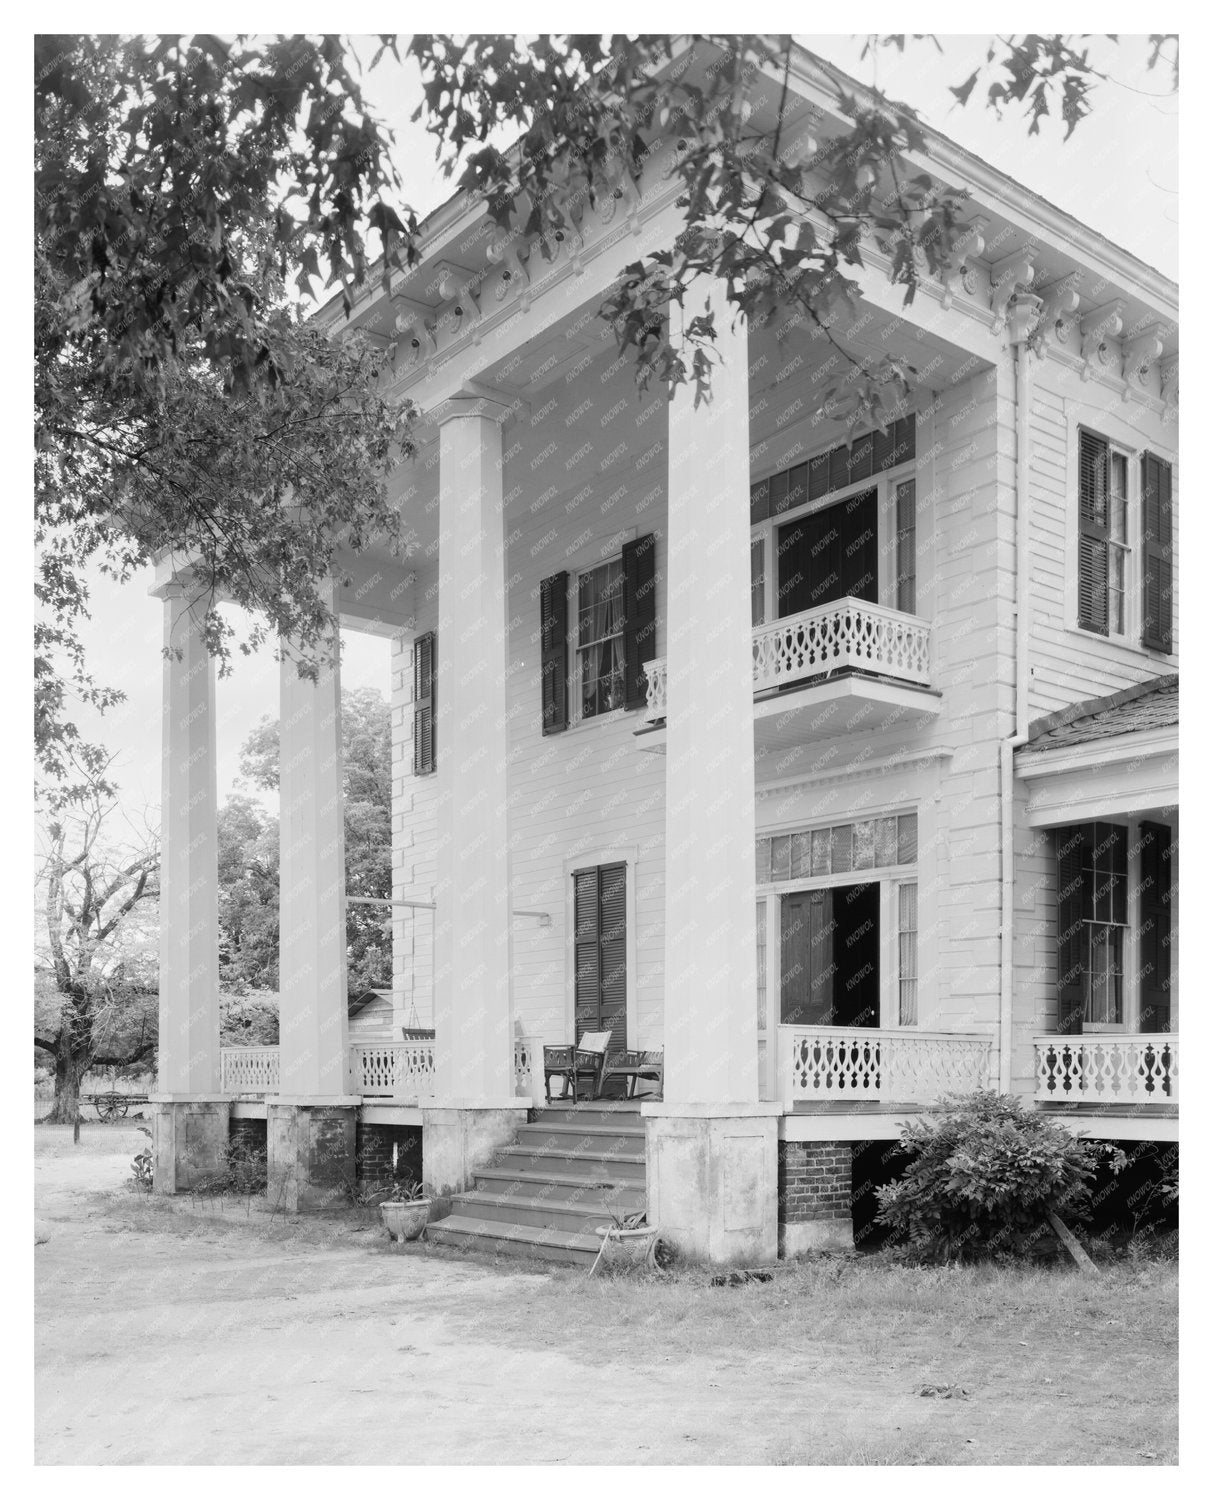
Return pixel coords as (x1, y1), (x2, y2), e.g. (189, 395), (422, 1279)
(67, 33), (1178, 822)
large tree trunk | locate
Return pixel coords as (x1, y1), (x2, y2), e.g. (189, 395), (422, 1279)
(42, 1034), (89, 1125)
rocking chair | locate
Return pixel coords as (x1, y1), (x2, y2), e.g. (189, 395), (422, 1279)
(543, 1030), (613, 1104)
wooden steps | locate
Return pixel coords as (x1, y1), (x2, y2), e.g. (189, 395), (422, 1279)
(424, 1106), (646, 1267)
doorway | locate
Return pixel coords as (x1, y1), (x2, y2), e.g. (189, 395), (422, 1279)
(777, 489), (879, 617)
(780, 882), (880, 1028)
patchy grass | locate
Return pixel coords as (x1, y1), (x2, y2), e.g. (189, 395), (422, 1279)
(36, 1127), (1177, 1465)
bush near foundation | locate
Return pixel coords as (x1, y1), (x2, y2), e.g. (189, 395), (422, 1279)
(876, 1092), (1122, 1262)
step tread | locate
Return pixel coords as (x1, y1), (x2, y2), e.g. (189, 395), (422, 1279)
(427, 1214), (601, 1254)
(452, 1190), (632, 1222)
(497, 1145), (645, 1165)
(474, 1166), (644, 1190)
(518, 1121), (646, 1140)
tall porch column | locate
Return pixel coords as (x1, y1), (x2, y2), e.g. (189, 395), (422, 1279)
(423, 394), (528, 1201)
(268, 580), (359, 1210)
(149, 582), (228, 1191)
(644, 284), (781, 1262)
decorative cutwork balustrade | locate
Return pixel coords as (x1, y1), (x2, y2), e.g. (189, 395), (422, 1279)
(1034, 1035), (1178, 1106)
(219, 1045), (281, 1096)
(350, 1041), (438, 1102)
(643, 598), (932, 725)
(514, 1036), (534, 1097)
(780, 1026), (992, 1107)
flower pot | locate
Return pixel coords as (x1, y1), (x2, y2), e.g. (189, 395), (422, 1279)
(381, 1199), (431, 1242)
(593, 1224), (658, 1269)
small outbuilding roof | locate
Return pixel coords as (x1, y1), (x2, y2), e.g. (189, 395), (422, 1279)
(1020, 674), (1178, 755)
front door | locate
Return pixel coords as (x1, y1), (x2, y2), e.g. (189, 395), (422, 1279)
(780, 882), (880, 1028)
(777, 489), (879, 617)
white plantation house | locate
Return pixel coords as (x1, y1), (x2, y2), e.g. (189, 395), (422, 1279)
(152, 42), (1177, 1264)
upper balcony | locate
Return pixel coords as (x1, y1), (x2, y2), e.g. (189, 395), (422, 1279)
(638, 595), (941, 763)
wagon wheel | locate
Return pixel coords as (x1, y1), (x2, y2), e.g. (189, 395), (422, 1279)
(114, 1096), (131, 1119)
(96, 1094), (121, 1122)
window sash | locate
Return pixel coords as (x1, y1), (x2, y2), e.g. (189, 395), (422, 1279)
(576, 559), (625, 719)
(898, 882), (918, 1026)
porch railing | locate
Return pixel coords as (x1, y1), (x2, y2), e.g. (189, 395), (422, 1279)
(643, 596), (932, 723)
(219, 1045), (280, 1096)
(1034, 1035), (1178, 1105)
(218, 1035), (536, 1103)
(780, 1026), (992, 1107)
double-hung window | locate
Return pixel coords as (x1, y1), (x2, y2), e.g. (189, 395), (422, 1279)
(1078, 430), (1131, 638)
(576, 557), (626, 719)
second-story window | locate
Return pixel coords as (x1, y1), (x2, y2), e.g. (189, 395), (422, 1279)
(576, 557), (626, 719)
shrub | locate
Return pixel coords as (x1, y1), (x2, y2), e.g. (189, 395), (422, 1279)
(131, 1126), (154, 1192)
(875, 1091), (1122, 1262)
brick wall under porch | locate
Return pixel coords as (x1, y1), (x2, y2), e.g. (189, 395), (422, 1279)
(778, 1140), (854, 1255)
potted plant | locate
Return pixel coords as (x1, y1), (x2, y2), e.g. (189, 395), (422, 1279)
(379, 1179), (431, 1243)
(590, 1197), (660, 1273)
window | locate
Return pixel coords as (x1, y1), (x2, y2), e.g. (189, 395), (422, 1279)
(1078, 430), (1131, 638)
(1056, 822), (1127, 1031)
(576, 557), (626, 719)
(898, 883), (918, 1026)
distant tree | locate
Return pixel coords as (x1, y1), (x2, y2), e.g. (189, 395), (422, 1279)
(35, 774), (160, 1127)
(227, 685), (393, 994)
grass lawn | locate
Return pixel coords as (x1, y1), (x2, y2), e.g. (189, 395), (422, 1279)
(35, 1123), (1177, 1465)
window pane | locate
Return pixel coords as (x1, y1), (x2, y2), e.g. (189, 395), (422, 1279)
(897, 813), (918, 864)
(1084, 924), (1124, 1025)
(811, 829), (831, 876)
(831, 826), (853, 873)
(755, 838), (771, 885)
(790, 831), (812, 879)
(852, 819), (875, 870)
(751, 538), (766, 627)
(1109, 548), (1125, 634)
(875, 817), (898, 867)
(770, 834), (791, 882)
(898, 882), (918, 1026)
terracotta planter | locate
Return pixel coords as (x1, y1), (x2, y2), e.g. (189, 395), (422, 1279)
(593, 1224), (658, 1268)
(381, 1199), (431, 1242)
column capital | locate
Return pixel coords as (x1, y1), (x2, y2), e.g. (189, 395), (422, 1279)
(433, 390), (517, 428)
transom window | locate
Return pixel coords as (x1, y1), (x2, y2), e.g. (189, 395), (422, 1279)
(576, 558), (625, 719)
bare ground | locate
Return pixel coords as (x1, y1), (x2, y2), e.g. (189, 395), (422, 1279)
(35, 1123), (1178, 1466)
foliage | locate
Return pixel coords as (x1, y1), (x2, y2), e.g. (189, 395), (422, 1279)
(875, 1091), (1122, 1262)
(381, 1177), (426, 1204)
(35, 770), (160, 1123)
(130, 1125), (154, 1192)
(35, 34), (416, 799)
(219, 992), (280, 1047)
(228, 685), (393, 992)
(192, 1135), (269, 1196)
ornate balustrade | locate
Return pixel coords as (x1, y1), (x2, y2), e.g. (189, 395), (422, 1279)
(219, 1045), (280, 1096)
(1034, 1035), (1178, 1105)
(514, 1036), (534, 1097)
(780, 1026), (992, 1107)
(643, 598), (931, 724)
(350, 1040), (438, 1101)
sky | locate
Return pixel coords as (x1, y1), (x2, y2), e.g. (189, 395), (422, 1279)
(64, 33), (1179, 822)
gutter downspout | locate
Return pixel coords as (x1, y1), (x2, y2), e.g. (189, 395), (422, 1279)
(999, 297), (1043, 1091)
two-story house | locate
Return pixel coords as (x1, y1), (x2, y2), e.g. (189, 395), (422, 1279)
(150, 40), (1177, 1265)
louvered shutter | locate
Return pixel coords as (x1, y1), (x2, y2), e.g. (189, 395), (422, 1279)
(539, 571), (569, 734)
(1056, 825), (1086, 1034)
(1138, 822), (1173, 1033)
(1078, 431), (1110, 633)
(1141, 453), (1174, 652)
(412, 631), (435, 775)
(621, 533), (657, 711)
(573, 869), (600, 1039)
(597, 862), (628, 1048)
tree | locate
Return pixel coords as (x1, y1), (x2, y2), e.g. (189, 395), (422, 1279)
(35, 776), (160, 1125)
(222, 685), (394, 994)
(36, 32), (1178, 789)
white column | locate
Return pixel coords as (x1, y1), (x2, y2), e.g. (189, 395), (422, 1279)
(278, 582), (350, 1099)
(432, 395), (514, 1103)
(663, 284), (759, 1104)
(156, 587), (220, 1094)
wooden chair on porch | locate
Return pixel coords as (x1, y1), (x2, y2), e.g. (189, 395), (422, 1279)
(543, 1031), (612, 1104)
(602, 1048), (664, 1100)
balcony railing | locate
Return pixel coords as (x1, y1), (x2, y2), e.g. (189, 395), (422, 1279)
(780, 1026), (992, 1107)
(643, 597), (932, 723)
(1034, 1035), (1178, 1105)
(218, 1037), (535, 1103)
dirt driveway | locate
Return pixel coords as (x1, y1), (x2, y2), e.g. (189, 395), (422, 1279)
(35, 1124), (1178, 1465)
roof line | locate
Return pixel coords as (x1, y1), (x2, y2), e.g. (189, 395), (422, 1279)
(1026, 673), (1178, 742)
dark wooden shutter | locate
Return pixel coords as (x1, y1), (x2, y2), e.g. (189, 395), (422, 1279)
(621, 533), (657, 711)
(539, 571), (569, 734)
(1056, 825), (1086, 1034)
(412, 631), (435, 775)
(573, 863), (628, 1048)
(1141, 453), (1174, 652)
(1138, 821), (1173, 1033)
(1078, 431), (1110, 634)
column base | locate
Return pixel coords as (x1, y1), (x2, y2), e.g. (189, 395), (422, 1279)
(267, 1101), (358, 1213)
(421, 1102), (531, 1212)
(151, 1096), (231, 1195)
(641, 1102), (783, 1265)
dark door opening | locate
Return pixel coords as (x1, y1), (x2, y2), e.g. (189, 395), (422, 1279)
(780, 882), (880, 1028)
(573, 862), (627, 1050)
(777, 489), (879, 618)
